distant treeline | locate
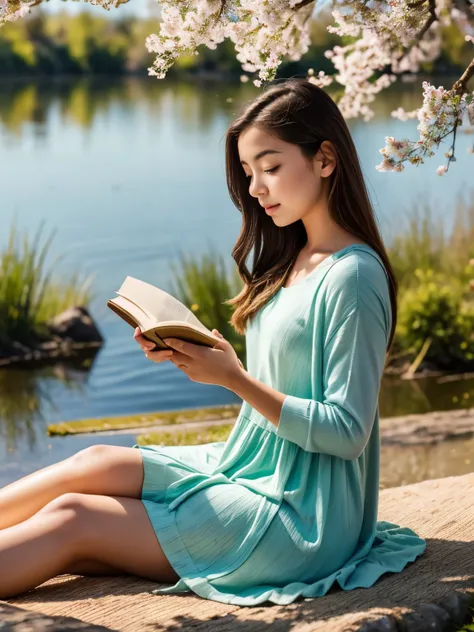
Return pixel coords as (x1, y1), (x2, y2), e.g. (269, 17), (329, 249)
(0, 9), (472, 77)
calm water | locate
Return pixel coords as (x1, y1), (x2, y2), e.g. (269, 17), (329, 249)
(1, 76), (474, 485)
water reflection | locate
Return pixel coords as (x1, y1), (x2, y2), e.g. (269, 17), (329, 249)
(380, 436), (474, 489)
(0, 77), (254, 139)
(0, 349), (100, 452)
(0, 353), (473, 489)
(1, 74), (467, 139)
(379, 374), (474, 417)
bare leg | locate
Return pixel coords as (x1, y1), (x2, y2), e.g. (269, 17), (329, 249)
(0, 498), (82, 597)
(0, 445), (144, 530)
(0, 492), (180, 599)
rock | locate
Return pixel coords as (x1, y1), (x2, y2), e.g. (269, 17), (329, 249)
(47, 307), (103, 344)
(359, 616), (399, 631)
(400, 603), (451, 631)
(436, 592), (471, 627)
(0, 307), (103, 368)
(7, 341), (31, 354)
(381, 408), (474, 445)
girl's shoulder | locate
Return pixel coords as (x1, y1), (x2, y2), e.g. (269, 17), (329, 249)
(319, 245), (391, 328)
(322, 244), (389, 296)
(319, 244), (392, 337)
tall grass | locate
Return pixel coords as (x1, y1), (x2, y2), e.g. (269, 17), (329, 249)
(387, 197), (474, 290)
(169, 247), (247, 364)
(0, 222), (94, 347)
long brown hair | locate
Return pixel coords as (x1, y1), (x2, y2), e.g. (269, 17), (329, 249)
(224, 78), (398, 350)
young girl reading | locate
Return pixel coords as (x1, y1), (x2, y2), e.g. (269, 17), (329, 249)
(0, 78), (426, 606)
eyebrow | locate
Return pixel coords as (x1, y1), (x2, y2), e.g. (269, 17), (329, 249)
(240, 149), (282, 165)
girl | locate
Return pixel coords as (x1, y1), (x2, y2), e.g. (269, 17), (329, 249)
(0, 78), (426, 606)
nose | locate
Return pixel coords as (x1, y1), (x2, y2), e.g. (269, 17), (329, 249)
(248, 174), (268, 199)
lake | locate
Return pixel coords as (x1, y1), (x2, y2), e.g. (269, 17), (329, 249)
(1, 75), (473, 485)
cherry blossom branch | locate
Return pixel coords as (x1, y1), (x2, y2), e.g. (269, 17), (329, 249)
(385, 0), (438, 70)
(453, 54), (474, 94)
(377, 74), (474, 175)
(409, 0), (438, 49)
(1, 0), (473, 175)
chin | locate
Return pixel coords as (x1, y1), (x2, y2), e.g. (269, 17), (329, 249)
(273, 214), (298, 228)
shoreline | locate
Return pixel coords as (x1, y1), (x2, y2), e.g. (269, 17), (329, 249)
(2, 336), (473, 376)
(47, 405), (474, 447)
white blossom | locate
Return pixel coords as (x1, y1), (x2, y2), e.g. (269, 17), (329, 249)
(0, 0), (30, 25)
(377, 82), (474, 174)
(3, 0), (473, 175)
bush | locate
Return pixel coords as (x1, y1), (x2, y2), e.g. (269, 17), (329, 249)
(396, 268), (474, 369)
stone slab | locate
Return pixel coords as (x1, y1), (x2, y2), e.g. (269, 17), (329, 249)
(4, 473), (474, 631)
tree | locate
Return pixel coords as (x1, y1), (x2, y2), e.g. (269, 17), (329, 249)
(2, 0), (473, 174)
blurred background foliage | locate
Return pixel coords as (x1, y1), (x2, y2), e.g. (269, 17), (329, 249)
(0, 7), (472, 77)
(2, 197), (473, 372)
(387, 199), (474, 370)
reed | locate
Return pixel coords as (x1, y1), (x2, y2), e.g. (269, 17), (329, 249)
(0, 222), (93, 347)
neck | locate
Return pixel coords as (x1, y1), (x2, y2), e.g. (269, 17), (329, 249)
(301, 202), (356, 255)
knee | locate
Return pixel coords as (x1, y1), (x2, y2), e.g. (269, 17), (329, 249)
(38, 493), (92, 551)
(38, 493), (89, 529)
(39, 492), (85, 515)
(68, 445), (115, 480)
(71, 444), (113, 467)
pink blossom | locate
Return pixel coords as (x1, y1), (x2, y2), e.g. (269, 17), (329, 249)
(4, 0), (473, 176)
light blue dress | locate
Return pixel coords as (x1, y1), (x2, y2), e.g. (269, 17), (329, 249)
(134, 243), (426, 606)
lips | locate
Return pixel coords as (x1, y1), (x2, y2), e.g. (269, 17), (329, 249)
(264, 204), (280, 211)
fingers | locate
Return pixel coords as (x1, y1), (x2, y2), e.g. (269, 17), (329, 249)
(163, 338), (203, 359)
(133, 327), (145, 345)
(133, 327), (153, 350)
(144, 348), (174, 363)
(134, 327), (173, 363)
(134, 330), (151, 351)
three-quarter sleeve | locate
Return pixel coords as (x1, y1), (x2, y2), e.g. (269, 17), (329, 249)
(276, 256), (391, 460)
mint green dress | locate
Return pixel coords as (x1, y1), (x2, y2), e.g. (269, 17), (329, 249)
(134, 244), (426, 606)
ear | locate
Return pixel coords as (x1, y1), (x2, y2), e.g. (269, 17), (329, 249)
(313, 141), (337, 178)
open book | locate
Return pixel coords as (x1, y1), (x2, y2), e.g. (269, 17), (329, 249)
(107, 276), (221, 350)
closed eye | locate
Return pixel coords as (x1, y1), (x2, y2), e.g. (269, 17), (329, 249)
(244, 166), (280, 179)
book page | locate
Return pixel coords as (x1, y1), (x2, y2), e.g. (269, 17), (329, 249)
(107, 295), (156, 332)
(116, 277), (213, 335)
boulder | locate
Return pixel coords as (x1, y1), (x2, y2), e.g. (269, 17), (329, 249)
(47, 307), (103, 344)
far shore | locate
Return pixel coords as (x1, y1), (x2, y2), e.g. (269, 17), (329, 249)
(47, 405), (474, 447)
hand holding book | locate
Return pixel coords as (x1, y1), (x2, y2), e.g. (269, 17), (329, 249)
(134, 325), (243, 390)
(107, 276), (244, 388)
(134, 327), (174, 363)
(107, 276), (221, 350)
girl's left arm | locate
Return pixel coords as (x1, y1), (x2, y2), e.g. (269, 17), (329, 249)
(229, 259), (391, 460)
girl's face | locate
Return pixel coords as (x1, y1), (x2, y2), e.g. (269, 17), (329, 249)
(237, 126), (334, 227)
